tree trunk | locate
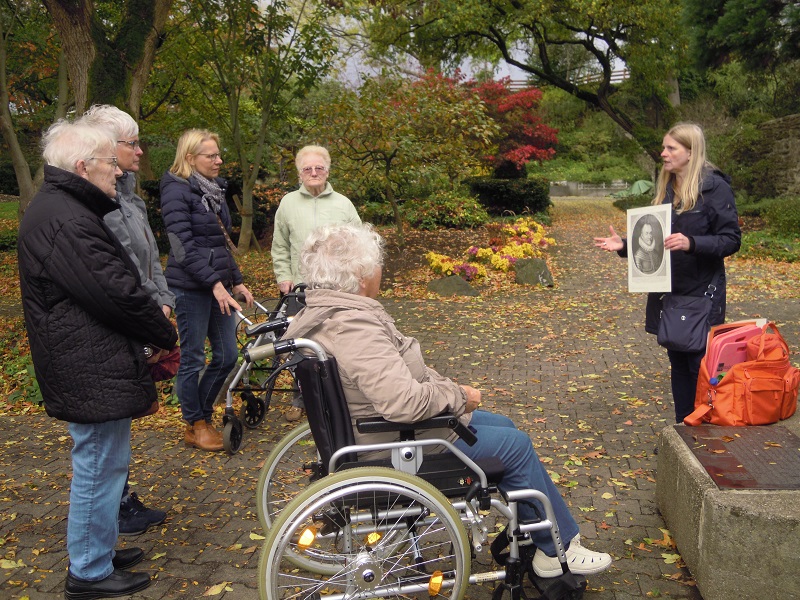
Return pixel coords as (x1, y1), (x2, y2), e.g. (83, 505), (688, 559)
(0, 23), (36, 215)
(43, 0), (172, 115)
(237, 180), (255, 254)
(126, 0), (173, 118)
(42, 0), (95, 114)
(385, 159), (404, 247)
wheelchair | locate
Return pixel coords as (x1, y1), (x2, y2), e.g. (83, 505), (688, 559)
(247, 338), (588, 600)
(220, 285), (306, 453)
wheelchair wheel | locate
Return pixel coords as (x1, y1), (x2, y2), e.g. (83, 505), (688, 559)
(259, 467), (470, 599)
(240, 391), (267, 429)
(262, 363), (298, 415)
(255, 421), (319, 531)
(222, 417), (243, 454)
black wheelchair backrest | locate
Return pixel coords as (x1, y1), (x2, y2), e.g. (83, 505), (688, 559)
(294, 356), (357, 475)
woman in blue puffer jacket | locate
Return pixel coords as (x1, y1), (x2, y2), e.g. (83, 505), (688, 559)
(161, 129), (254, 451)
(595, 122), (741, 423)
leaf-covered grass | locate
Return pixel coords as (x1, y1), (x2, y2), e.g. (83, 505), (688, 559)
(739, 230), (800, 263)
(0, 200), (18, 220)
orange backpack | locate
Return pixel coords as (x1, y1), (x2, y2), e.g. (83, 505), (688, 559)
(686, 322), (800, 426)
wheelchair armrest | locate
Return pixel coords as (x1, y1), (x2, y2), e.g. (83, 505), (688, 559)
(244, 316), (291, 338)
(356, 413), (477, 446)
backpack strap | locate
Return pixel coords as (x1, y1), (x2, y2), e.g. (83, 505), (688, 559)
(683, 403), (712, 426)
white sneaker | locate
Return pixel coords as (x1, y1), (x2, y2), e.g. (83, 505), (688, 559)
(532, 535), (612, 578)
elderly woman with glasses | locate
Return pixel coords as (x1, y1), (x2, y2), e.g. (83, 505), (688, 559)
(283, 223), (613, 579)
(79, 104), (175, 535)
(271, 145), (361, 422)
(18, 120), (177, 598)
(160, 129), (254, 452)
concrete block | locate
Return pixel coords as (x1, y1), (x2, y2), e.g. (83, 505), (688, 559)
(656, 414), (800, 600)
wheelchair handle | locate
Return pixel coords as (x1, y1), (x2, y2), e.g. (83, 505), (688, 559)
(244, 316), (292, 338)
(243, 337), (328, 363)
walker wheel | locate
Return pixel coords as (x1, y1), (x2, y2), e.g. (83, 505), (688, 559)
(240, 392), (267, 429)
(223, 417), (243, 454)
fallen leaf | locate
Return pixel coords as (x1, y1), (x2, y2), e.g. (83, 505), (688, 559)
(203, 581), (232, 596)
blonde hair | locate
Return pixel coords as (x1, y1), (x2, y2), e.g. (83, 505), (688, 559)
(653, 122), (718, 214)
(295, 145), (331, 172)
(169, 129), (221, 179)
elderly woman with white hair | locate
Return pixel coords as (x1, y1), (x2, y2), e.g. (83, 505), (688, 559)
(283, 223), (612, 579)
(271, 145), (361, 421)
(18, 120), (177, 598)
(79, 104), (174, 536)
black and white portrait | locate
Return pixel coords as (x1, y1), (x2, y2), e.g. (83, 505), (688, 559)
(631, 214), (664, 275)
(627, 204), (671, 293)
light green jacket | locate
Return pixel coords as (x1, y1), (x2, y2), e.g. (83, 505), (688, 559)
(271, 183), (361, 284)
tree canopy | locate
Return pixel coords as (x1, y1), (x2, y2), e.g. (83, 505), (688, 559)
(349, 0), (686, 160)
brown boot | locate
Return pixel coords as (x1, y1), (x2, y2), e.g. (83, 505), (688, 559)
(188, 421), (223, 451)
(184, 424), (196, 447)
(205, 421), (224, 446)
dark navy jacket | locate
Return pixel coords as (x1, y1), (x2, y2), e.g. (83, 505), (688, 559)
(623, 170), (741, 335)
(18, 166), (178, 423)
(160, 172), (243, 291)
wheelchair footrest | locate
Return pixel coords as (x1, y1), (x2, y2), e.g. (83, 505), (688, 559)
(527, 571), (587, 600)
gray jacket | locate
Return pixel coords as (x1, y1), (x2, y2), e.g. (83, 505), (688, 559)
(105, 172), (175, 310)
(284, 289), (470, 450)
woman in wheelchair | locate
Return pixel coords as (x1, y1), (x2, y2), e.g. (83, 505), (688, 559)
(282, 222), (612, 579)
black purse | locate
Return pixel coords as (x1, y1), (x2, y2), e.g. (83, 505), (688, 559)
(656, 270), (722, 353)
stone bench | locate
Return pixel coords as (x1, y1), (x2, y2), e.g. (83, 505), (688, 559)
(656, 412), (800, 600)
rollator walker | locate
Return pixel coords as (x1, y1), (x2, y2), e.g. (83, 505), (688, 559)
(220, 285), (305, 453)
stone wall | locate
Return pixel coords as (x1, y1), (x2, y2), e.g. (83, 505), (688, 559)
(759, 113), (800, 196)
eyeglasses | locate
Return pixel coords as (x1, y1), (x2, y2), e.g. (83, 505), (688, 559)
(117, 140), (141, 149)
(197, 153), (221, 161)
(87, 156), (118, 167)
(301, 166), (328, 175)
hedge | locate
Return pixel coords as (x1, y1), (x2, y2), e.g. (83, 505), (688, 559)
(464, 175), (551, 216)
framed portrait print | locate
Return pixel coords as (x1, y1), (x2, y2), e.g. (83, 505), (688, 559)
(627, 204), (671, 293)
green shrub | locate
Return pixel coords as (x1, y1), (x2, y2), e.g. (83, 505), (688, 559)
(404, 190), (490, 230)
(764, 197), (800, 235)
(360, 201), (395, 225)
(0, 229), (17, 251)
(0, 161), (22, 195)
(612, 194), (653, 211)
(739, 230), (800, 263)
(465, 176), (551, 216)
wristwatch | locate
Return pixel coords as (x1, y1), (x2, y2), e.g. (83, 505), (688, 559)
(143, 345), (154, 359)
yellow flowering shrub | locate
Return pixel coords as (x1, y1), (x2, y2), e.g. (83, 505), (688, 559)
(426, 217), (555, 282)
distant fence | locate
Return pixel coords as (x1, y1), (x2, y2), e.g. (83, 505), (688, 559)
(508, 69), (630, 90)
(549, 180), (630, 198)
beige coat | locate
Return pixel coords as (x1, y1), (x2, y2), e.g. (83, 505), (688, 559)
(283, 289), (471, 448)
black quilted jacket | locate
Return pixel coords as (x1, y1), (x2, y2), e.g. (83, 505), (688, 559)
(18, 166), (178, 423)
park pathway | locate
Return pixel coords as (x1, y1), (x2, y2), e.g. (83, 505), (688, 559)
(6, 196), (798, 599)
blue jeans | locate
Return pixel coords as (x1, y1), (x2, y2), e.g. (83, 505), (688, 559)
(173, 287), (238, 424)
(667, 349), (705, 423)
(454, 411), (579, 556)
(67, 419), (131, 580)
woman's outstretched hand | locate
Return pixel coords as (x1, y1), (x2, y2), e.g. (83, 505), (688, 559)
(594, 226), (624, 252)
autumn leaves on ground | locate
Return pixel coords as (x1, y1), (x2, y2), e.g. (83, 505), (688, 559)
(1, 197), (799, 599)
